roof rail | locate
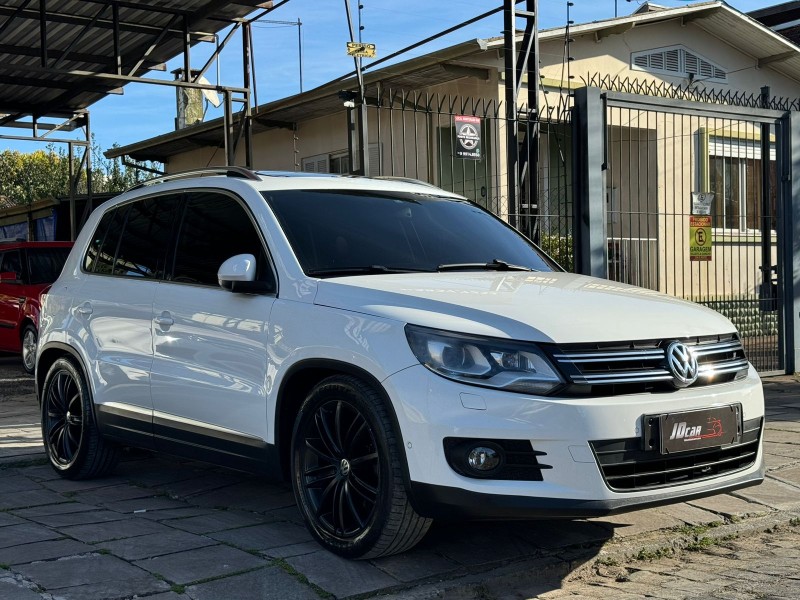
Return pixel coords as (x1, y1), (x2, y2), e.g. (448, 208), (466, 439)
(372, 176), (441, 190)
(129, 166), (261, 191)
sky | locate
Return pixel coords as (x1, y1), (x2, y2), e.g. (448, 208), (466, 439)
(2, 0), (779, 158)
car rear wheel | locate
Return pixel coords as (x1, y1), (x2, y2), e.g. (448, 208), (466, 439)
(21, 325), (37, 375)
(41, 357), (119, 479)
(291, 375), (432, 559)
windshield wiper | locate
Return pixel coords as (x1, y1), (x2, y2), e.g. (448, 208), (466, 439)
(436, 258), (533, 272)
(307, 265), (434, 277)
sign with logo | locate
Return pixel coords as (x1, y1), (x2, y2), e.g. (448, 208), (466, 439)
(653, 404), (741, 454)
(346, 42), (376, 58)
(691, 191), (714, 215)
(689, 215), (712, 262)
(454, 115), (482, 160)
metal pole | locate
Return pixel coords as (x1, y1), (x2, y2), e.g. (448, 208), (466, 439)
(504, 0), (519, 227)
(242, 22), (253, 168)
(781, 111), (800, 373)
(68, 141), (75, 241)
(573, 87), (608, 278)
(84, 111), (93, 229)
(224, 90), (234, 165)
(344, 0), (369, 176)
(760, 86), (774, 311)
(298, 18), (303, 93)
(530, 0), (539, 243)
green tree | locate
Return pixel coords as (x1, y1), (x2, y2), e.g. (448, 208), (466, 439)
(0, 139), (161, 207)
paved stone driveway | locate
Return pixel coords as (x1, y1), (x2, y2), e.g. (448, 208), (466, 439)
(1, 357), (799, 599)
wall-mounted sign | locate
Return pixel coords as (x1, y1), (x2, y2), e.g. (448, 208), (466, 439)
(454, 115), (481, 160)
(691, 191), (714, 215)
(346, 42), (376, 58)
(690, 215), (712, 262)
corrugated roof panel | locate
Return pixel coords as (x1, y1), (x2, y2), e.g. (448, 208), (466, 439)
(0, 0), (265, 117)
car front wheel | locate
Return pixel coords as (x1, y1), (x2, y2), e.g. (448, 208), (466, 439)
(291, 375), (432, 559)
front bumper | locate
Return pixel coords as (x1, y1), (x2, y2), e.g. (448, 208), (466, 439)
(410, 465), (764, 519)
(383, 364), (765, 517)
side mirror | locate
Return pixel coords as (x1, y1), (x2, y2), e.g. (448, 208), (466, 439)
(218, 254), (275, 294)
(0, 271), (20, 283)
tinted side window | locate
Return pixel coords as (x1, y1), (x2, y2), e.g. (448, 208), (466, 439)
(27, 248), (71, 284)
(171, 192), (272, 287)
(113, 195), (179, 279)
(0, 250), (22, 279)
(84, 206), (128, 274)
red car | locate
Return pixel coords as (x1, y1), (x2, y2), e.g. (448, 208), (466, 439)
(0, 240), (73, 373)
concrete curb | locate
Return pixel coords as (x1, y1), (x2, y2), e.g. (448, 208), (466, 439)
(374, 511), (800, 600)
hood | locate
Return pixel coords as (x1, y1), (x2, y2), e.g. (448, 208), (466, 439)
(313, 272), (735, 344)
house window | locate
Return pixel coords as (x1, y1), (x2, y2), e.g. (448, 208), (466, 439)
(301, 145), (380, 175)
(708, 138), (776, 232)
(631, 46), (726, 83)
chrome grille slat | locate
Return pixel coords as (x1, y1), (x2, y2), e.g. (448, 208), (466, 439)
(553, 335), (747, 391)
(573, 371), (673, 384)
(553, 349), (665, 362)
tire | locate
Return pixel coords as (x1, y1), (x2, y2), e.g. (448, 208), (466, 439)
(291, 375), (432, 559)
(21, 324), (37, 375)
(41, 357), (119, 480)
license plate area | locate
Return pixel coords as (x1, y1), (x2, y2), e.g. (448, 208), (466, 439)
(643, 404), (742, 455)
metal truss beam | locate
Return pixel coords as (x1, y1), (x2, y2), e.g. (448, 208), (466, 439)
(0, 43), (165, 72)
(0, 73), (123, 94)
(0, 4), (215, 39)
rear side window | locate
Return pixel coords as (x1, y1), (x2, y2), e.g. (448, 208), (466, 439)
(83, 194), (179, 278)
(26, 248), (71, 284)
(171, 191), (272, 287)
(113, 196), (179, 278)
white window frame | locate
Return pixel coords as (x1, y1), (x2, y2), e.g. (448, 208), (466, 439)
(708, 136), (776, 234)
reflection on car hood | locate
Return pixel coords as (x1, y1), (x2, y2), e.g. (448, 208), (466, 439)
(313, 272), (735, 343)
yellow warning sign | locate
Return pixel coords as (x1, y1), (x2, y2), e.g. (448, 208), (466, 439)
(690, 215), (712, 262)
(346, 42), (376, 58)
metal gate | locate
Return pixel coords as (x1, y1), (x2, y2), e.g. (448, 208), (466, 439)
(364, 88), (575, 270)
(599, 90), (787, 373)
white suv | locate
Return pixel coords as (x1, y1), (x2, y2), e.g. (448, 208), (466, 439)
(37, 168), (764, 559)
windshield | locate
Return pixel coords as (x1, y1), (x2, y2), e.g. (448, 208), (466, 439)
(262, 190), (558, 276)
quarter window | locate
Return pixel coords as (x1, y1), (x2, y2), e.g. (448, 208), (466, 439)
(84, 205), (128, 274)
(83, 194), (180, 277)
(113, 195), (179, 278)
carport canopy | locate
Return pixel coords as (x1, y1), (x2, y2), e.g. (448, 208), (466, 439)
(0, 0), (271, 123)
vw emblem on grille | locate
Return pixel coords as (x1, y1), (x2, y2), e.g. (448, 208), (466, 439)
(665, 341), (699, 388)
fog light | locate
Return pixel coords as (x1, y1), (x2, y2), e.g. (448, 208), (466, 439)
(467, 446), (501, 471)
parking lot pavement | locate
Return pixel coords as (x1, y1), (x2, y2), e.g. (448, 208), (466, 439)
(1, 355), (799, 600)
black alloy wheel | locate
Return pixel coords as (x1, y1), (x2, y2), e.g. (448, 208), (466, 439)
(299, 398), (380, 539)
(43, 367), (84, 468)
(41, 357), (119, 479)
(291, 375), (432, 559)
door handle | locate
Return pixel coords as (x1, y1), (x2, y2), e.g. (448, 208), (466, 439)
(76, 302), (92, 316)
(154, 312), (174, 328)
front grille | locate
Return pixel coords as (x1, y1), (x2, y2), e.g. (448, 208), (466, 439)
(589, 417), (762, 492)
(549, 333), (748, 395)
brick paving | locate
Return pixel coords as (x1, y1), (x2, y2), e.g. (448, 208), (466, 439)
(1, 355), (799, 599)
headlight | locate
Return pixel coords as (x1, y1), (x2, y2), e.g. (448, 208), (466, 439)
(405, 325), (563, 395)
